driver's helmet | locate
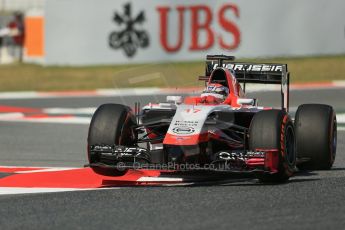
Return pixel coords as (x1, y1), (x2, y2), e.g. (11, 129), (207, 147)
(201, 83), (229, 101)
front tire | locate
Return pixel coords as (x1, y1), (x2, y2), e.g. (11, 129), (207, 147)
(87, 104), (137, 176)
(249, 110), (296, 183)
(295, 104), (337, 170)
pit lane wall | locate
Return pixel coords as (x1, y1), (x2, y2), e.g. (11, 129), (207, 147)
(43, 0), (345, 65)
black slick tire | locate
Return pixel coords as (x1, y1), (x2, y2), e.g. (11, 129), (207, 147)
(88, 103), (137, 176)
(295, 104), (337, 170)
(249, 110), (296, 183)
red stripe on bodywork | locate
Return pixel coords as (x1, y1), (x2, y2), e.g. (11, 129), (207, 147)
(163, 133), (208, 145)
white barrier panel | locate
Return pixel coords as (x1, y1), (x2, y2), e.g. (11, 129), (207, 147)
(45, 0), (345, 65)
(0, 0), (44, 11)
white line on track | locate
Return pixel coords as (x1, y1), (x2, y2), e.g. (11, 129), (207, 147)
(0, 165), (55, 169)
(0, 105), (345, 126)
(137, 177), (184, 182)
(0, 92), (38, 99)
(0, 88), (165, 100)
(0, 82), (344, 100)
(15, 167), (78, 174)
(0, 113), (345, 125)
(336, 113), (345, 124)
(0, 187), (120, 195)
(42, 107), (97, 115)
(0, 112), (24, 119)
(0, 116), (91, 124)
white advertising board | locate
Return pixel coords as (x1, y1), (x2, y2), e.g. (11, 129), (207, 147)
(45, 0), (345, 65)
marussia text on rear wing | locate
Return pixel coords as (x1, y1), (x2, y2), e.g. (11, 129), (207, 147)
(203, 55), (290, 111)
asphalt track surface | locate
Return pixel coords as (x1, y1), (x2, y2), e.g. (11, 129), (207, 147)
(0, 88), (344, 230)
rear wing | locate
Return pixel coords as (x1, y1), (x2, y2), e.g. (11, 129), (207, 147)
(203, 55), (290, 111)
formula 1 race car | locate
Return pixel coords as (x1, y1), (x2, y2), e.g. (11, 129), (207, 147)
(86, 55), (337, 183)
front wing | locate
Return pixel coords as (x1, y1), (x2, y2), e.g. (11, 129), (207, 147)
(87, 145), (281, 174)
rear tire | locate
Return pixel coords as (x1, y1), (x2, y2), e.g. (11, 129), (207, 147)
(295, 104), (337, 170)
(249, 110), (296, 183)
(87, 104), (137, 176)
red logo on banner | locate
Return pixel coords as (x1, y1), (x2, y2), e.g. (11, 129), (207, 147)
(157, 4), (241, 53)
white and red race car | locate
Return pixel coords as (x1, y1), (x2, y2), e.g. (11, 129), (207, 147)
(86, 55), (337, 183)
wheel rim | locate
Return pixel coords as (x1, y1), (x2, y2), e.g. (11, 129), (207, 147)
(285, 125), (296, 165)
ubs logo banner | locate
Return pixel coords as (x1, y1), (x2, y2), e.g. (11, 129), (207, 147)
(109, 3), (150, 57)
(46, 0), (345, 65)
(108, 1), (241, 59)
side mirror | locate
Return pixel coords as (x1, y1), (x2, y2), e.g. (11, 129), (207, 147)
(237, 98), (256, 106)
(166, 96), (183, 104)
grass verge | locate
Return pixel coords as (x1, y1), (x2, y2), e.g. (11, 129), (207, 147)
(0, 55), (344, 92)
